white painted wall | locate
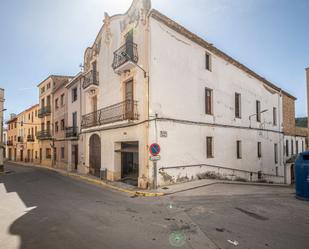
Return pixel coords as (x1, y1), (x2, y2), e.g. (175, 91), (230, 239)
(80, 0), (150, 187)
(149, 17), (285, 185)
(79, 2), (300, 187)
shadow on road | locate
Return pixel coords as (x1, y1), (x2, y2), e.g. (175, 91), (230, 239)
(0, 163), (189, 249)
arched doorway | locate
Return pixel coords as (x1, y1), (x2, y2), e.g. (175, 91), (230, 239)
(89, 134), (101, 177)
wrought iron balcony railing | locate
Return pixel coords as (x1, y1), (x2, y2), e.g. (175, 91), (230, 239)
(17, 136), (23, 143)
(65, 126), (79, 138)
(27, 135), (35, 142)
(112, 42), (138, 70)
(82, 70), (99, 89)
(7, 140), (13, 146)
(38, 105), (51, 118)
(37, 130), (52, 140)
(81, 100), (139, 129)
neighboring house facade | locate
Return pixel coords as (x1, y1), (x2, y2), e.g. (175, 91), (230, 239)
(0, 88), (4, 170)
(37, 77), (53, 166)
(6, 105), (41, 163)
(3, 128), (7, 159)
(65, 73), (83, 172)
(22, 104), (40, 164)
(16, 111), (26, 161)
(6, 114), (18, 161)
(77, 0), (299, 188)
(52, 80), (70, 170)
(36, 76), (72, 167)
(282, 93), (306, 184)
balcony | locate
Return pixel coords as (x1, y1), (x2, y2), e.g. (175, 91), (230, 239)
(38, 105), (51, 118)
(112, 42), (138, 73)
(81, 100), (139, 129)
(17, 136), (24, 143)
(82, 70), (99, 90)
(37, 130), (52, 140)
(27, 135), (35, 142)
(65, 127), (78, 138)
(6, 140), (13, 146)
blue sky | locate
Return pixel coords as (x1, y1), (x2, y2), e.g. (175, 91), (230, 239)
(0, 0), (308, 120)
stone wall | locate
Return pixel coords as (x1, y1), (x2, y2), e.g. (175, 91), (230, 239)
(282, 93), (296, 136)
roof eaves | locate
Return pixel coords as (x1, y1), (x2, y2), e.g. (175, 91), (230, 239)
(149, 9), (296, 100)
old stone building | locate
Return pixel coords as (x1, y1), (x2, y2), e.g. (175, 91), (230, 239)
(75, 0), (305, 188)
(5, 0), (305, 188)
(282, 92), (307, 184)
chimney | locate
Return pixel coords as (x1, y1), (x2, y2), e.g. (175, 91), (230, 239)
(10, 113), (16, 120)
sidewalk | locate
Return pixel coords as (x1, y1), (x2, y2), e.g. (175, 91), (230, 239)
(6, 161), (290, 197)
(6, 161), (164, 197)
(157, 178), (290, 195)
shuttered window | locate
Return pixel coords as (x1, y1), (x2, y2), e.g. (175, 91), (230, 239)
(206, 137), (214, 158)
(256, 100), (261, 122)
(296, 141), (299, 154)
(274, 144), (278, 164)
(237, 140), (242, 159)
(235, 93), (241, 118)
(257, 142), (262, 158)
(205, 88), (213, 115)
(273, 107), (277, 125)
(205, 52), (211, 71)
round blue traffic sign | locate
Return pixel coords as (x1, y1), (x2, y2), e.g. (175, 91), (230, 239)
(149, 143), (161, 156)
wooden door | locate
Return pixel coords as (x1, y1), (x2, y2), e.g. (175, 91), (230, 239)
(72, 145), (78, 170)
(89, 134), (101, 177)
(39, 148), (42, 162)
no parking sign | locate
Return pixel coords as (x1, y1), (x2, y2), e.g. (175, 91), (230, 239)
(149, 143), (160, 156)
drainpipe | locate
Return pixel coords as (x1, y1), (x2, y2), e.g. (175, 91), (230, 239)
(278, 89), (286, 184)
(144, 12), (152, 189)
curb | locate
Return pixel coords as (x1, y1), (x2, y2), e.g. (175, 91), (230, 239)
(6, 161), (164, 197)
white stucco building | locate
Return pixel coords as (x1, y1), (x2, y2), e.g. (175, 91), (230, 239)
(78, 0), (304, 188)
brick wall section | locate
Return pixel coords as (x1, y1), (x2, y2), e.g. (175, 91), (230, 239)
(282, 93), (296, 136)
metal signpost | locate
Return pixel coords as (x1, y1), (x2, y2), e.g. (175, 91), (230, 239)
(149, 143), (160, 189)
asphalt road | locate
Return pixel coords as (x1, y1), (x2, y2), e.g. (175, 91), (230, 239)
(1, 163), (309, 249)
(0, 163), (214, 249)
(169, 184), (309, 249)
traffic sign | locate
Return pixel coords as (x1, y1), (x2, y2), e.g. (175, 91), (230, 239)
(149, 143), (160, 156)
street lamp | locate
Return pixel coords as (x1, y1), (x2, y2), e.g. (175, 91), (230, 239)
(0, 108), (7, 173)
(249, 109), (268, 128)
